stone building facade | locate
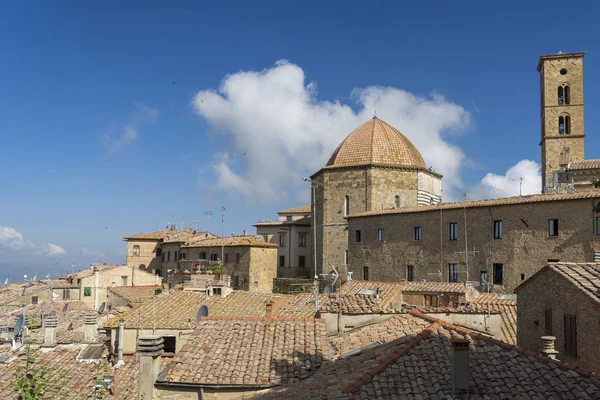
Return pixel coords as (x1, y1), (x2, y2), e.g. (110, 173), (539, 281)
(346, 192), (600, 292)
(516, 262), (600, 374)
(254, 205), (313, 278)
(310, 117), (442, 278)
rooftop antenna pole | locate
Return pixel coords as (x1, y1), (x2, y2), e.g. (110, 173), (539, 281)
(221, 207), (226, 265)
(519, 176), (523, 196)
(463, 192), (469, 283)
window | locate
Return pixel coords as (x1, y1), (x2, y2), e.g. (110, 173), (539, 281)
(156, 248), (162, 257)
(167, 251), (171, 261)
(493, 220), (503, 240)
(212, 288), (222, 296)
(31, 296), (38, 305)
(558, 86), (564, 105)
(279, 256), (285, 267)
(180, 253), (185, 260)
(162, 336), (176, 353)
(493, 263), (503, 285)
(407, 265), (414, 281)
(200, 252), (206, 259)
(414, 226), (422, 241)
(564, 314), (577, 356)
(597, 217), (600, 236)
(286, 215), (293, 222)
(394, 195), (400, 208)
(377, 228), (384, 242)
(174, 251), (178, 262)
(545, 309), (552, 335)
(449, 222), (457, 241)
(480, 270), (488, 285)
(121, 276), (128, 286)
(548, 219), (559, 237)
(62, 289), (70, 300)
(263, 235), (269, 242)
(210, 253), (218, 261)
(84, 287), (92, 296)
(355, 230), (362, 243)
(448, 263), (458, 283)
(299, 255), (306, 268)
(344, 195), (350, 216)
(424, 295), (438, 307)
(236, 253), (240, 264)
(520, 273), (525, 281)
(224, 253), (229, 263)
(299, 234), (306, 247)
(558, 116), (570, 135)
(133, 245), (140, 256)
(279, 235), (286, 247)
(564, 85), (570, 104)
(363, 266), (369, 280)
(345, 250), (349, 265)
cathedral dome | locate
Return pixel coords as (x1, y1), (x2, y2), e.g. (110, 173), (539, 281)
(326, 117), (426, 169)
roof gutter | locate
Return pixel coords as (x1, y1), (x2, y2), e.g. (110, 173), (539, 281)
(155, 380), (277, 390)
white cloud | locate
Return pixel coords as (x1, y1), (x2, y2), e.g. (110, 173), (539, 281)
(470, 159), (541, 200)
(101, 102), (158, 152)
(40, 243), (67, 257)
(81, 247), (106, 260)
(0, 226), (34, 251)
(192, 60), (471, 202)
(0, 226), (66, 257)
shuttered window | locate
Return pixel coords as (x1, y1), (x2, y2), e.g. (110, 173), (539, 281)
(564, 314), (577, 356)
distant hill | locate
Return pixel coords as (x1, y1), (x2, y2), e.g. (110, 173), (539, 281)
(0, 262), (76, 282)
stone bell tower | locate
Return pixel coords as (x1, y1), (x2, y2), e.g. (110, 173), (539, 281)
(538, 51), (585, 192)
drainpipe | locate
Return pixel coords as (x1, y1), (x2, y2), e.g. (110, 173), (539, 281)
(117, 319), (124, 361)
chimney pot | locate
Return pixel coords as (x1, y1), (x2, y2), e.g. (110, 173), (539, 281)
(452, 338), (470, 395)
(43, 315), (58, 346)
(541, 336), (559, 360)
(137, 335), (164, 400)
(84, 314), (97, 342)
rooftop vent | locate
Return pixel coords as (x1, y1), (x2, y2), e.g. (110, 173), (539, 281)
(359, 289), (377, 296)
(499, 294), (517, 301)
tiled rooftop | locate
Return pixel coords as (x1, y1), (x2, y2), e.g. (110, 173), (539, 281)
(183, 235), (278, 248)
(338, 280), (403, 310)
(0, 346), (138, 399)
(319, 294), (386, 314)
(103, 291), (207, 329)
(123, 227), (178, 240)
(253, 216), (311, 227)
(108, 285), (161, 304)
(402, 281), (471, 294)
(160, 318), (328, 386)
(278, 205), (311, 214)
(347, 190), (600, 218)
(255, 312), (600, 399)
(569, 159), (600, 170)
(325, 117), (427, 169)
(63, 264), (126, 279)
(517, 262), (600, 304)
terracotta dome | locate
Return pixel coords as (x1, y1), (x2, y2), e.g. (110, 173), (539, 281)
(326, 117), (426, 168)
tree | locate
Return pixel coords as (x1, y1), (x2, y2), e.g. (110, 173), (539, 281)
(10, 346), (53, 399)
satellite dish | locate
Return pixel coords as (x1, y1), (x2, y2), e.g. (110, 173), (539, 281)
(13, 315), (24, 337)
(62, 303), (68, 313)
(98, 302), (106, 314)
(196, 305), (209, 323)
(324, 284), (334, 294)
(51, 310), (57, 317)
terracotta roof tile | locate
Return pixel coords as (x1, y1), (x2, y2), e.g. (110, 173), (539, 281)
(402, 281), (471, 294)
(160, 318), (328, 386)
(108, 285), (161, 304)
(348, 190), (600, 218)
(123, 227), (178, 240)
(182, 235), (278, 248)
(326, 118), (426, 169)
(338, 281), (403, 311)
(278, 205), (312, 214)
(253, 216), (311, 227)
(569, 159), (600, 170)
(319, 294), (386, 314)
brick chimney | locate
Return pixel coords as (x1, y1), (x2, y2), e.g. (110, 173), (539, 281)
(452, 338), (470, 396)
(83, 314), (97, 342)
(137, 336), (164, 400)
(265, 301), (274, 318)
(43, 315), (58, 346)
(541, 336), (559, 360)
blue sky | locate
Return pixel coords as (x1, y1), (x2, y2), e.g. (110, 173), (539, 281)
(1, 0), (599, 275)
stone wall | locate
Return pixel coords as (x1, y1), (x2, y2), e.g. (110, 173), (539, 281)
(347, 197), (598, 292)
(517, 268), (600, 374)
(248, 247), (277, 293)
(126, 239), (162, 272)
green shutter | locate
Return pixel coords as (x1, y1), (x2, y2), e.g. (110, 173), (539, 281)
(84, 287), (92, 296)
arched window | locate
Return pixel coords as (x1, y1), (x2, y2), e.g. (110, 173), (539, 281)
(344, 195), (350, 216)
(133, 245), (140, 256)
(564, 86), (570, 105)
(156, 247), (162, 257)
(394, 195), (400, 208)
(565, 115), (571, 134)
(559, 116), (565, 134)
(558, 86), (564, 105)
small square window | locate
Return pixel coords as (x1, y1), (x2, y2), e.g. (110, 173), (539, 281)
(424, 294), (438, 307)
(414, 226), (422, 241)
(263, 235), (269, 242)
(84, 287), (92, 296)
(355, 230), (362, 243)
(377, 229), (384, 242)
(548, 219), (559, 237)
(162, 336), (176, 353)
(286, 216), (293, 222)
(31, 296), (38, 305)
(279, 235), (286, 247)
(212, 288), (222, 296)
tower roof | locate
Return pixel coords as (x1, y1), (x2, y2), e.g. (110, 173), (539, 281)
(537, 51), (585, 71)
(326, 117), (426, 169)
